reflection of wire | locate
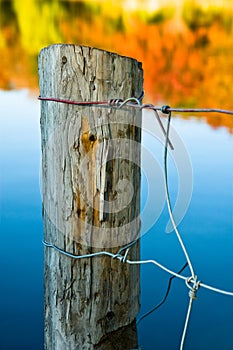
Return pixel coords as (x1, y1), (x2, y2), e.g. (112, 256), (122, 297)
(137, 262), (188, 326)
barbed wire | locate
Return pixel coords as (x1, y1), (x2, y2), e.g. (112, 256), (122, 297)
(40, 95), (233, 350)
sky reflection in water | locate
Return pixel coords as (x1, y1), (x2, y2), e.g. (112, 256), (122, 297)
(0, 90), (232, 349)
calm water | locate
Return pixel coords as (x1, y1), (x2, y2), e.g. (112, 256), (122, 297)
(0, 90), (232, 349)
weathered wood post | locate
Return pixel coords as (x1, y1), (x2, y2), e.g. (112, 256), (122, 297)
(39, 44), (143, 349)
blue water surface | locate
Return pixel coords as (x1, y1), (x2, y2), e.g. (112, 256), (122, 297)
(138, 117), (233, 349)
(0, 90), (43, 350)
(0, 90), (232, 350)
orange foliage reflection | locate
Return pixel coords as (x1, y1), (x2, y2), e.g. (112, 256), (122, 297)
(0, 0), (232, 132)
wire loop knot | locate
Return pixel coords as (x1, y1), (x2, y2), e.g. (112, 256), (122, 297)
(185, 275), (201, 300)
(119, 97), (141, 108)
(108, 98), (124, 106)
(115, 248), (129, 263)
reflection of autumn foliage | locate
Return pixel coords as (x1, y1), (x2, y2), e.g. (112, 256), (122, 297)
(0, 0), (232, 132)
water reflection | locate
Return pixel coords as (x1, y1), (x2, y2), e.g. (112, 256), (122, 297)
(0, 2), (233, 347)
(1, 89), (232, 349)
(139, 116), (233, 350)
(0, 0), (232, 131)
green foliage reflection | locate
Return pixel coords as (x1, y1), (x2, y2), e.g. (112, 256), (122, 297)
(12, 0), (65, 53)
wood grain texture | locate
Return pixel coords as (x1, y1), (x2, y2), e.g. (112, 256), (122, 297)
(39, 44), (143, 349)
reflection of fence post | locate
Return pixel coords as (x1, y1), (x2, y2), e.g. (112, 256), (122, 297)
(38, 44), (143, 349)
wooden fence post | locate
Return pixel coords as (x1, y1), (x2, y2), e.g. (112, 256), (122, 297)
(38, 44), (143, 349)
